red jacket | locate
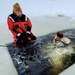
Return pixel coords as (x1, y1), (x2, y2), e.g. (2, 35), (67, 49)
(7, 13), (32, 42)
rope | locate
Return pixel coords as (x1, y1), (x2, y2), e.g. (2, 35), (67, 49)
(0, 45), (14, 47)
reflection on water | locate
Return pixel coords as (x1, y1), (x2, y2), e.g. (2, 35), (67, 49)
(42, 43), (75, 75)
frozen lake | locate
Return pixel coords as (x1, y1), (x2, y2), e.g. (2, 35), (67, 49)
(0, 16), (75, 75)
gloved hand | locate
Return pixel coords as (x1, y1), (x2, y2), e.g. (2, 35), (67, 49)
(17, 33), (21, 37)
(26, 31), (31, 34)
(17, 33), (21, 38)
(25, 24), (31, 31)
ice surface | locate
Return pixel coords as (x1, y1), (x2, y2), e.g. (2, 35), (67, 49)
(59, 64), (75, 75)
(0, 16), (75, 75)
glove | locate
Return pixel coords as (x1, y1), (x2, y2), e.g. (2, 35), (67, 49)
(26, 31), (31, 34)
(17, 33), (21, 38)
(25, 24), (31, 31)
(17, 33), (21, 37)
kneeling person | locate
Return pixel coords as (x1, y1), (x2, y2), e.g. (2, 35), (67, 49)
(7, 3), (36, 46)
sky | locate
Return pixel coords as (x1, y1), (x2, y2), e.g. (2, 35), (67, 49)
(0, 0), (75, 23)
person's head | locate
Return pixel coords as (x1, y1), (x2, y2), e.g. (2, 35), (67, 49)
(13, 3), (22, 17)
(57, 32), (63, 38)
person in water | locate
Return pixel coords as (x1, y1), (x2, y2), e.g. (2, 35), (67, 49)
(54, 32), (71, 45)
(54, 32), (63, 42)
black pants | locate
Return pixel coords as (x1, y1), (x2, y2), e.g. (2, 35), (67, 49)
(16, 32), (36, 46)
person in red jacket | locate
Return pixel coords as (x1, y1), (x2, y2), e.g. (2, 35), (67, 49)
(7, 3), (36, 46)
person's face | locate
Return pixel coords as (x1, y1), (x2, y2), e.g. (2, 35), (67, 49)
(15, 12), (22, 17)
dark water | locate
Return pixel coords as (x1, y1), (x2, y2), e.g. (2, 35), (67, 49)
(7, 28), (75, 75)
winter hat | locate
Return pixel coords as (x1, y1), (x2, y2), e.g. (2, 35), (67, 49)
(13, 3), (22, 12)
